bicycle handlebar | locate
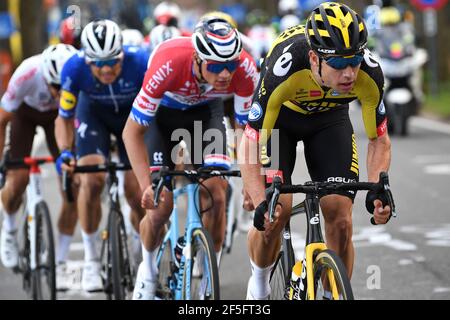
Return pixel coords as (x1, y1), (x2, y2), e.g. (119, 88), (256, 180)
(151, 166), (241, 208)
(0, 153), (54, 190)
(262, 171), (396, 227)
(62, 161), (132, 203)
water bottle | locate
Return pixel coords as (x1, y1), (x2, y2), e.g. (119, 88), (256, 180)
(174, 236), (186, 270)
(285, 259), (307, 300)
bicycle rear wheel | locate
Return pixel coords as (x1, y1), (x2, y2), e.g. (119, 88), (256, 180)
(182, 228), (219, 300)
(110, 208), (133, 300)
(269, 226), (295, 300)
(312, 249), (353, 300)
(33, 201), (56, 300)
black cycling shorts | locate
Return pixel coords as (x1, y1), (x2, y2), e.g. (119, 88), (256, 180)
(145, 99), (230, 189)
(263, 105), (359, 201)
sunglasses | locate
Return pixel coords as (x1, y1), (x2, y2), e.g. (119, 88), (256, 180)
(90, 58), (121, 68)
(206, 60), (240, 74)
(323, 54), (364, 70)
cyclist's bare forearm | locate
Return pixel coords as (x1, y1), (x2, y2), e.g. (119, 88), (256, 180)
(366, 133), (391, 182)
(55, 116), (74, 151)
(238, 134), (266, 206)
(122, 117), (151, 191)
(0, 108), (13, 159)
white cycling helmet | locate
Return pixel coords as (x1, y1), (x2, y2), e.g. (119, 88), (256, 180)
(41, 43), (77, 85)
(81, 19), (123, 61)
(154, 1), (181, 26)
(279, 0), (299, 15)
(192, 18), (242, 62)
(280, 14), (301, 31)
(122, 28), (144, 46)
(149, 24), (181, 49)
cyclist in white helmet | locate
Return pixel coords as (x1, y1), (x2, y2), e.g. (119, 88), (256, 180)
(153, 1), (181, 27)
(123, 17), (257, 300)
(122, 28), (145, 47)
(149, 24), (181, 50)
(0, 44), (78, 291)
(55, 19), (150, 292)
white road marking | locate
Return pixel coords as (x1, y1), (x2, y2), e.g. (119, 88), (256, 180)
(398, 259), (414, 266)
(410, 116), (450, 135)
(412, 154), (450, 164)
(433, 287), (450, 294)
(424, 164), (450, 175)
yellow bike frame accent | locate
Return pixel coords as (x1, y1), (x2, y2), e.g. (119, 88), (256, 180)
(305, 243), (339, 300)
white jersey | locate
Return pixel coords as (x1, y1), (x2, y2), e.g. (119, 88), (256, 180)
(1, 55), (57, 113)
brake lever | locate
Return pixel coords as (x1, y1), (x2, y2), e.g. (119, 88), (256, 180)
(153, 177), (164, 208)
(379, 171), (397, 218)
(267, 176), (282, 223)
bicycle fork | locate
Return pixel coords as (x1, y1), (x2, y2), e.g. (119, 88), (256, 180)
(26, 170), (44, 271)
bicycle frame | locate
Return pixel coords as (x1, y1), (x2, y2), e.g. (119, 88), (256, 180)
(159, 182), (206, 300)
(300, 193), (340, 300)
(26, 159), (48, 272)
(267, 172), (396, 300)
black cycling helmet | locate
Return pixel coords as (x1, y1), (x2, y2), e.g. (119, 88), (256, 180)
(305, 2), (368, 56)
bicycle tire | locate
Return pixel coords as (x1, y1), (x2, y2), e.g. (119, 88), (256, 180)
(18, 209), (32, 295)
(182, 228), (220, 300)
(33, 201), (56, 300)
(110, 208), (133, 300)
(312, 249), (354, 300)
(156, 236), (174, 300)
(269, 225), (295, 300)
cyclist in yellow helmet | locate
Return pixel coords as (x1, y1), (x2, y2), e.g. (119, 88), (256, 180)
(240, 2), (392, 299)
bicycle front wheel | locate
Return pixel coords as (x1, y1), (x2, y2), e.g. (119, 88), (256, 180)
(110, 208), (133, 300)
(269, 225), (295, 300)
(312, 249), (353, 300)
(182, 228), (219, 300)
(33, 201), (56, 300)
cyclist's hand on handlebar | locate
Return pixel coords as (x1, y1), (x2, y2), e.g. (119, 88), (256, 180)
(242, 189), (255, 211)
(372, 199), (391, 225)
(56, 150), (75, 176)
(262, 204), (282, 244)
(141, 185), (165, 209)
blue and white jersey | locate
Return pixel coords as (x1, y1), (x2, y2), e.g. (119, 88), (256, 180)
(59, 45), (150, 118)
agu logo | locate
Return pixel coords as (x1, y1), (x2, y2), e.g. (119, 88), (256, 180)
(248, 103), (263, 121)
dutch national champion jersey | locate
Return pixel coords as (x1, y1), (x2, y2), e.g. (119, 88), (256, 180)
(130, 37), (258, 127)
(58, 45), (150, 118)
(1, 55), (59, 113)
(246, 25), (387, 143)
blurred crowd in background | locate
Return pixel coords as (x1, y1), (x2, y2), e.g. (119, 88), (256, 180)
(0, 0), (449, 99)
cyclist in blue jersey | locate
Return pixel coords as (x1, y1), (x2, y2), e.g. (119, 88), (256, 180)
(55, 19), (149, 293)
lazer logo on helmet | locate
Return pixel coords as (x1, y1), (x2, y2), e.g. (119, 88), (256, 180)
(317, 48), (336, 54)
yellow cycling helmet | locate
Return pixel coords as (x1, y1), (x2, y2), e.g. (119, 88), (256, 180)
(379, 7), (401, 26)
(305, 2), (367, 56)
(201, 11), (238, 29)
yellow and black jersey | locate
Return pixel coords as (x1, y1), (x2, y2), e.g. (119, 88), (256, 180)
(246, 25), (387, 144)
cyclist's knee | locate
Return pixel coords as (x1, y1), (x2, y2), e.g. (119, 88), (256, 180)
(146, 201), (173, 228)
(201, 177), (227, 208)
(2, 170), (29, 209)
(79, 172), (105, 196)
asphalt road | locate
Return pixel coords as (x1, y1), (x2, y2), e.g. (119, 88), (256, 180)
(1, 105), (450, 300)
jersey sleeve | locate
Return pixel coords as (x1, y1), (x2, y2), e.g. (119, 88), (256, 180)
(0, 63), (35, 112)
(231, 50), (258, 126)
(355, 49), (387, 139)
(129, 48), (173, 126)
(245, 36), (304, 145)
(58, 54), (81, 119)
